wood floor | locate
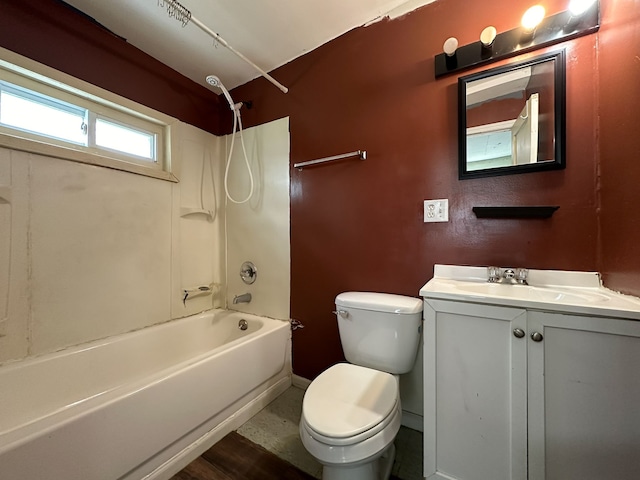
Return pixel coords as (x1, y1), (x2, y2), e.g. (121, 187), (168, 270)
(171, 431), (404, 480)
(170, 432), (316, 480)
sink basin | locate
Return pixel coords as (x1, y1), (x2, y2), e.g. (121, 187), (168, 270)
(420, 265), (640, 318)
(452, 282), (611, 304)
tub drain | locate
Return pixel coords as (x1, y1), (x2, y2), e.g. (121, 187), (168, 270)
(238, 319), (248, 330)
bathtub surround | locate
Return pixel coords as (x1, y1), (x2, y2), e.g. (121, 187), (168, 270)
(224, 117), (291, 320)
(0, 120), (216, 362)
(174, 124), (225, 319)
(0, 48), (291, 367)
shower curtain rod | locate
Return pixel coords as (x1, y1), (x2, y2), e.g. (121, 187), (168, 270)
(159, 0), (289, 94)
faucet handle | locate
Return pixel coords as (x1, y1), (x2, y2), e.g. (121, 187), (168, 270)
(240, 261), (257, 285)
(487, 266), (502, 283)
(516, 268), (529, 284)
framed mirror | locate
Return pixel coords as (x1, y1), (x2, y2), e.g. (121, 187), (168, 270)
(458, 50), (566, 179)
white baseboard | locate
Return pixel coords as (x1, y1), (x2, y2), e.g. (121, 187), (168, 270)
(401, 410), (423, 432)
(292, 373), (311, 390)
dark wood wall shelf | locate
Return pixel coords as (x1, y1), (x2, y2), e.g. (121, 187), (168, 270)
(473, 206), (559, 219)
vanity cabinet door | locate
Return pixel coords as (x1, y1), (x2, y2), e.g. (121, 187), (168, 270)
(424, 300), (528, 480)
(527, 312), (640, 480)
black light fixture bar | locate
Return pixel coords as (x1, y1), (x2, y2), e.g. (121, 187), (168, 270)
(434, 2), (600, 78)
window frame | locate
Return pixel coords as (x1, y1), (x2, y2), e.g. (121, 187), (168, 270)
(0, 49), (176, 182)
(0, 78), (89, 147)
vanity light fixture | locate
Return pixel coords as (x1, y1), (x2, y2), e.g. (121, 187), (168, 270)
(443, 37), (459, 56)
(433, 0), (600, 78)
(564, 0), (598, 30)
(480, 26), (497, 48)
(569, 0), (597, 16)
(521, 5), (546, 32)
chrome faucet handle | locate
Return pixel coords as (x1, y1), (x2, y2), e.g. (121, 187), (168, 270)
(487, 266), (502, 283)
(239, 261), (257, 285)
(516, 268), (529, 285)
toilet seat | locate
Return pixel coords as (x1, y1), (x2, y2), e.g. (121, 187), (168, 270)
(302, 363), (399, 446)
(300, 395), (402, 466)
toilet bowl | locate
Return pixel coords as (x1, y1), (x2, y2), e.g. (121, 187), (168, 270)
(299, 292), (423, 480)
(300, 363), (402, 480)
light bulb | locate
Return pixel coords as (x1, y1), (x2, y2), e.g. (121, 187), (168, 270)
(480, 26), (497, 47)
(569, 0), (596, 16)
(443, 37), (459, 57)
(521, 5), (546, 31)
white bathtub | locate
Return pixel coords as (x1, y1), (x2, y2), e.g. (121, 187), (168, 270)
(0, 309), (291, 480)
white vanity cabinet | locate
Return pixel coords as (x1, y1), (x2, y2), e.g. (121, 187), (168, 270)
(422, 297), (640, 480)
(423, 299), (528, 480)
(526, 310), (640, 480)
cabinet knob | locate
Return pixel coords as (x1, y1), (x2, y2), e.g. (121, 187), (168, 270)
(531, 331), (544, 342)
(513, 328), (525, 338)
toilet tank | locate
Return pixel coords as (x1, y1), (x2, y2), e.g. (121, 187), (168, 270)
(335, 292), (423, 374)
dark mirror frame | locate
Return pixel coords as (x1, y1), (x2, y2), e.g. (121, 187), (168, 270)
(458, 50), (566, 180)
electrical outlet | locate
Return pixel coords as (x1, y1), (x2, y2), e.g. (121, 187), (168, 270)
(424, 199), (449, 223)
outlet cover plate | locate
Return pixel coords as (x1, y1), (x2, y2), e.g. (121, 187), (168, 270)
(424, 199), (449, 223)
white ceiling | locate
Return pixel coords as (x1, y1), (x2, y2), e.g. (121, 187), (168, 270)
(63, 0), (436, 93)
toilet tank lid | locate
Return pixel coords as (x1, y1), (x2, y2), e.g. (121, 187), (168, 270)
(335, 292), (423, 314)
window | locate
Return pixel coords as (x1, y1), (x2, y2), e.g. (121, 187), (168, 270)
(0, 82), (87, 145)
(95, 118), (156, 160)
(0, 78), (160, 167)
(0, 56), (172, 180)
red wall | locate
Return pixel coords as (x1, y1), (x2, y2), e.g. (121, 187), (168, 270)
(231, 0), (637, 380)
(598, 0), (640, 293)
(0, 0), (224, 135)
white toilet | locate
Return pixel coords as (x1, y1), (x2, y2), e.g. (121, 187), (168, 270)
(299, 292), (423, 480)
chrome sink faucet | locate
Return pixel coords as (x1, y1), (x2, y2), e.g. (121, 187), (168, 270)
(487, 266), (528, 285)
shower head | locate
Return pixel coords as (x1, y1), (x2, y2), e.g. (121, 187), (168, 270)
(205, 75), (235, 111)
(205, 74), (223, 88)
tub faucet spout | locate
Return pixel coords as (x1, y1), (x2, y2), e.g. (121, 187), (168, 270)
(233, 293), (252, 304)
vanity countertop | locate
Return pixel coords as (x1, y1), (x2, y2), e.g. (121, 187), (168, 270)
(420, 264), (640, 320)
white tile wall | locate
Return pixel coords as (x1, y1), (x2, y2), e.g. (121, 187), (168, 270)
(29, 155), (173, 353)
(224, 117), (291, 320)
(0, 116), (292, 364)
(0, 149), (10, 336)
(171, 123), (225, 319)
(0, 149), (29, 362)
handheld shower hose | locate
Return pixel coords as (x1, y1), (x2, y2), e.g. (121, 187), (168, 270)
(205, 75), (254, 204)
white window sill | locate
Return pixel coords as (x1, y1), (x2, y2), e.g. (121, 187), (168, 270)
(0, 132), (178, 183)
